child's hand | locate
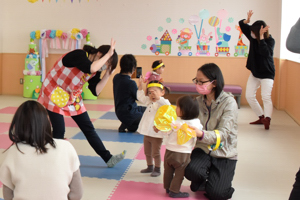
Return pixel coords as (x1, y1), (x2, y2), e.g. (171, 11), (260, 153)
(153, 126), (159, 133)
(188, 126), (204, 138)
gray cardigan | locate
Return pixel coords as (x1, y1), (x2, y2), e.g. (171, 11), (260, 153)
(286, 18), (300, 53)
(195, 91), (238, 160)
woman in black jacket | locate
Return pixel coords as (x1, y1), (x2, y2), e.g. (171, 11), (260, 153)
(239, 10), (275, 130)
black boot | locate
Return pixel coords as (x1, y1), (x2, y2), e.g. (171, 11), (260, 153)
(118, 123), (127, 132)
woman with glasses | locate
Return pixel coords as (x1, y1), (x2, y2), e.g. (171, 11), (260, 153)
(185, 63), (238, 200)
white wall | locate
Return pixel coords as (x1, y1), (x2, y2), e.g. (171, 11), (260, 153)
(280, 0), (300, 62)
(2, 0), (281, 57)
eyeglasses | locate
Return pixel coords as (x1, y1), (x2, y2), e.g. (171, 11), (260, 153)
(192, 78), (210, 85)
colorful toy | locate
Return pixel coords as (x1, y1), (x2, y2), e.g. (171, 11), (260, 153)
(149, 30), (172, 56)
(176, 28), (193, 56)
(23, 41), (42, 98)
(82, 82), (97, 100)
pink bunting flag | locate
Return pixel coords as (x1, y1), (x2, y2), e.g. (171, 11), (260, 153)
(69, 38), (73, 49)
(50, 39), (55, 49)
(56, 38), (61, 49)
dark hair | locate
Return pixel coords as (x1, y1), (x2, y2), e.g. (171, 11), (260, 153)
(177, 96), (199, 120)
(8, 100), (55, 154)
(152, 60), (165, 71)
(147, 80), (170, 94)
(83, 44), (118, 74)
(250, 20), (269, 43)
(120, 54), (137, 74)
(198, 63), (224, 99)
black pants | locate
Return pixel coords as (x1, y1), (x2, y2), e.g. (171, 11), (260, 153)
(289, 168), (300, 200)
(47, 110), (112, 162)
(185, 148), (237, 200)
(119, 106), (146, 132)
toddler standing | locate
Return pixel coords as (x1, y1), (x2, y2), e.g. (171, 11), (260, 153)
(137, 79), (170, 177)
(163, 96), (203, 198)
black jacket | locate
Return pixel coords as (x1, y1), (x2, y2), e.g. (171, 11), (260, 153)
(239, 19), (275, 80)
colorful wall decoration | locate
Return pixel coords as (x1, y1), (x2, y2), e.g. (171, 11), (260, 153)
(234, 25), (249, 57)
(142, 8), (248, 57)
(176, 28), (193, 56)
(149, 30), (172, 56)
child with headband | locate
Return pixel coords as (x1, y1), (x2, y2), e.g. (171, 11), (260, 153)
(144, 60), (165, 83)
(137, 78), (170, 177)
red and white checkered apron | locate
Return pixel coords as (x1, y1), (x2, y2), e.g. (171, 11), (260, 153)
(38, 55), (95, 116)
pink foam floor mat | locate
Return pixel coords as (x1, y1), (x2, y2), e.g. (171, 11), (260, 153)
(135, 145), (166, 161)
(0, 123), (10, 134)
(109, 180), (207, 200)
(84, 104), (114, 112)
(0, 107), (17, 114)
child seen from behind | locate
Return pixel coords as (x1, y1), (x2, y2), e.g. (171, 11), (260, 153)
(163, 96), (203, 198)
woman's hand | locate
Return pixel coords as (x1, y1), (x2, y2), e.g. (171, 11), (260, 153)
(189, 126), (204, 138)
(260, 25), (270, 39)
(244, 10), (253, 24)
(90, 38), (116, 74)
(104, 67), (115, 77)
(108, 38), (116, 57)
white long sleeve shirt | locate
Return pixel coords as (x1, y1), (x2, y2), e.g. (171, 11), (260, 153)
(137, 89), (171, 138)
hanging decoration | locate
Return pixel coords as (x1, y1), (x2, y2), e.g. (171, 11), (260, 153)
(29, 28), (90, 81)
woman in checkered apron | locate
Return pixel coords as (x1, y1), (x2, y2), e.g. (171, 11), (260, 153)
(38, 39), (126, 168)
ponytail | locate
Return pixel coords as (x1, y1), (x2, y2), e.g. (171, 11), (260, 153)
(83, 45), (98, 55)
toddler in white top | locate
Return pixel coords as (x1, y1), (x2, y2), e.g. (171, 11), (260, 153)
(163, 95), (203, 198)
(137, 78), (170, 177)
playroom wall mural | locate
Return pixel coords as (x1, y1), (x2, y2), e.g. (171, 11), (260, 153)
(142, 8), (249, 57)
(23, 28), (96, 100)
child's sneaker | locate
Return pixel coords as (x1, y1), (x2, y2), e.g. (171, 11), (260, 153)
(150, 167), (161, 177)
(169, 191), (189, 198)
(140, 165), (153, 173)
